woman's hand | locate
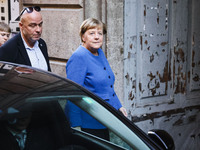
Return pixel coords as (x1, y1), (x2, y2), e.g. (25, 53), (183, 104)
(72, 126), (81, 131)
(119, 107), (127, 117)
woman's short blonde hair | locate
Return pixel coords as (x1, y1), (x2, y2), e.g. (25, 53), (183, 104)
(0, 22), (11, 33)
(79, 18), (107, 42)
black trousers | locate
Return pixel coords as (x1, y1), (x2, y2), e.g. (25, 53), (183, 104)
(81, 128), (110, 141)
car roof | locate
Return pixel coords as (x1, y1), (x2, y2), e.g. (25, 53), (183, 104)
(0, 61), (88, 113)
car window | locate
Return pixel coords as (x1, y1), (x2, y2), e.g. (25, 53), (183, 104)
(0, 97), (133, 150)
(58, 98), (133, 150)
(24, 95), (150, 150)
(0, 101), (73, 150)
(57, 97), (150, 150)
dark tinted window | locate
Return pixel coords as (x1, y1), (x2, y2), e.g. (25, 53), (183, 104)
(1, 7), (4, 13)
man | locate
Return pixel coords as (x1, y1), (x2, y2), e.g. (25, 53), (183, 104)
(0, 114), (32, 150)
(0, 105), (59, 150)
(0, 22), (11, 46)
(0, 6), (51, 71)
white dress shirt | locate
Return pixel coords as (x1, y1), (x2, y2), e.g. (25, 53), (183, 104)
(21, 36), (48, 71)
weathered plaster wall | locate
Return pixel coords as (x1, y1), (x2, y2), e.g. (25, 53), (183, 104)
(0, 0), (9, 23)
(23, 0), (84, 77)
(106, 0), (124, 104)
(124, 0), (200, 149)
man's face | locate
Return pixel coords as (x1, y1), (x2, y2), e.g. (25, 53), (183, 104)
(20, 10), (43, 44)
(0, 31), (10, 46)
(8, 115), (31, 133)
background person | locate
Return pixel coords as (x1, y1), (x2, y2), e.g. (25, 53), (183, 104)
(65, 18), (127, 140)
(0, 6), (51, 71)
(0, 22), (11, 47)
(0, 106), (61, 150)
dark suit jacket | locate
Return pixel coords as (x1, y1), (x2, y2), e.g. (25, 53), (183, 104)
(0, 121), (57, 150)
(0, 33), (51, 71)
(0, 124), (20, 150)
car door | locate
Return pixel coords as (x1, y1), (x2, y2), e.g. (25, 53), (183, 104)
(0, 62), (173, 150)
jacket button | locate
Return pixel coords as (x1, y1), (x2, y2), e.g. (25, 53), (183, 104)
(108, 76), (111, 78)
(104, 67), (106, 70)
(110, 85), (113, 88)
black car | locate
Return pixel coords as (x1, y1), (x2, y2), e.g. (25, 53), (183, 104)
(0, 62), (174, 150)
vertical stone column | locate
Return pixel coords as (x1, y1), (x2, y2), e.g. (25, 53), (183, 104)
(84, 0), (107, 55)
(84, 0), (102, 20)
(106, 0), (124, 104)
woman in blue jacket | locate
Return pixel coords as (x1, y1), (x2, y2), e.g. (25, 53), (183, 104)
(65, 18), (127, 140)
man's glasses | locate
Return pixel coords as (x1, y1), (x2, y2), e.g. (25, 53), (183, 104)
(15, 6), (41, 21)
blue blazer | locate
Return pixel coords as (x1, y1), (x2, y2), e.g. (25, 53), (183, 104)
(65, 45), (122, 129)
(0, 33), (51, 71)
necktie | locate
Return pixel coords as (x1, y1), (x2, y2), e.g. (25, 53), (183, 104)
(15, 132), (25, 150)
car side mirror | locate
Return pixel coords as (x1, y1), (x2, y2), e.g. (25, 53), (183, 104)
(148, 129), (175, 150)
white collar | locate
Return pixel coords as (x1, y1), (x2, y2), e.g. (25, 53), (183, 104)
(7, 127), (27, 137)
(21, 34), (39, 50)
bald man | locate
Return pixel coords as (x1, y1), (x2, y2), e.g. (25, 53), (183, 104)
(0, 6), (51, 71)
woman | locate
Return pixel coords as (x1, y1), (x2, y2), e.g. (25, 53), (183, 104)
(65, 18), (127, 140)
(0, 22), (11, 47)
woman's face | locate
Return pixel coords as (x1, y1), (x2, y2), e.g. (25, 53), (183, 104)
(0, 31), (10, 46)
(82, 27), (103, 53)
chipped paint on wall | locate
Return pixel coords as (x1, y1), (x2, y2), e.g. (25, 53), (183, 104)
(132, 105), (200, 124)
(173, 42), (187, 94)
(190, 17), (200, 90)
(124, 0), (200, 149)
(139, 0), (170, 98)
